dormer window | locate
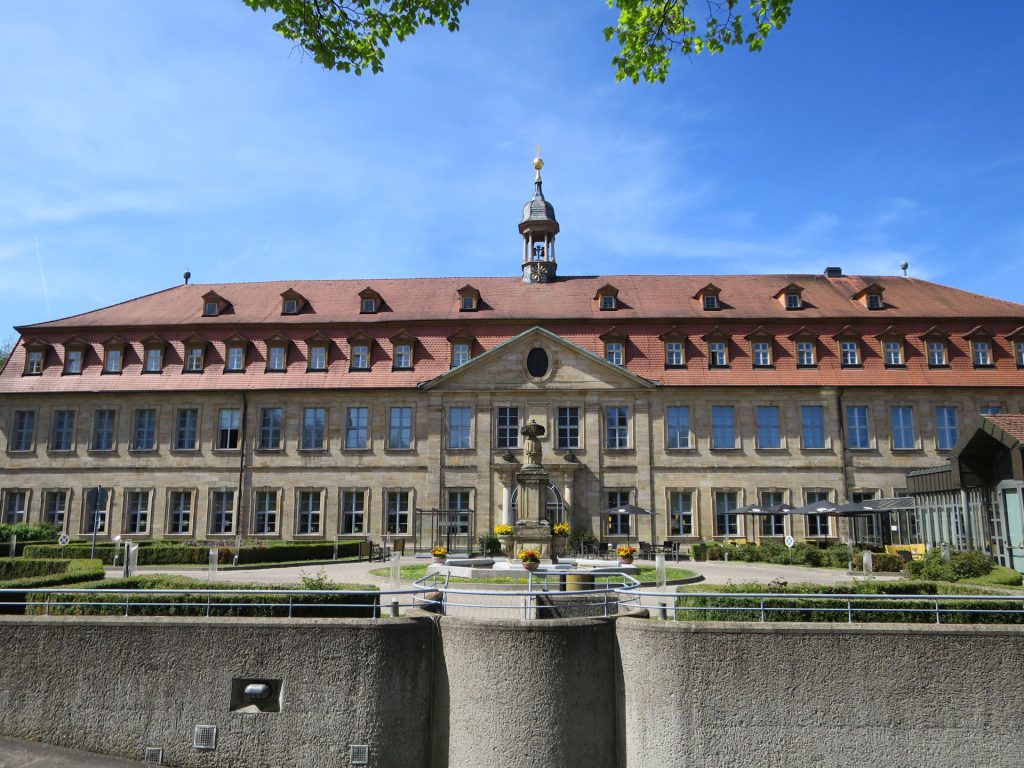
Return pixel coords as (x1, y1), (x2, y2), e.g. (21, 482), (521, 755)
(63, 341), (86, 375)
(927, 340), (948, 367)
(595, 284), (620, 311)
(752, 341), (772, 367)
(600, 329), (627, 366)
(694, 283), (722, 312)
(1015, 341), (1024, 368)
(103, 347), (123, 374)
(225, 346), (245, 371)
(796, 341), (816, 367)
(867, 293), (883, 310)
(966, 326), (994, 368)
(394, 343), (412, 369)
(785, 293), (802, 310)
(266, 341), (288, 372)
(774, 283), (805, 311)
(142, 337), (165, 374)
(184, 344), (205, 373)
(349, 337), (371, 371)
(280, 288), (308, 316)
(201, 290), (229, 318)
(457, 285), (481, 312)
(882, 340), (904, 367)
(25, 349), (44, 375)
(660, 328), (686, 369)
(452, 342), (470, 367)
(840, 341), (860, 367)
(708, 342), (728, 367)
(283, 298), (298, 315)
(358, 288), (382, 314)
(308, 344), (327, 371)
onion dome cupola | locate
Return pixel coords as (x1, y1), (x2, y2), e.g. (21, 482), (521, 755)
(519, 152), (560, 283)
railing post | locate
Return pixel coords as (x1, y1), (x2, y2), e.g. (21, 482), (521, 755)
(206, 594), (212, 618)
(760, 599), (765, 623)
(45, 593), (51, 616)
(288, 596), (294, 619)
(847, 600), (852, 623)
(603, 591), (609, 618)
(935, 600), (941, 624)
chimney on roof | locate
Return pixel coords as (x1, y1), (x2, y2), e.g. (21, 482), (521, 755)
(824, 267), (843, 278)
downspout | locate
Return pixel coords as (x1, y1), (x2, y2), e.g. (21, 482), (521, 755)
(836, 387), (851, 543)
(237, 391), (248, 538)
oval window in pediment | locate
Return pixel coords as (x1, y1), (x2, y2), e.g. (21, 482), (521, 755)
(526, 347), (549, 378)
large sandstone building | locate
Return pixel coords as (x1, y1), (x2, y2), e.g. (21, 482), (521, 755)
(2, 161), (1023, 552)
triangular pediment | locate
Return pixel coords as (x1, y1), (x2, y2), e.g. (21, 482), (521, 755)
(421, 327), (656, 391)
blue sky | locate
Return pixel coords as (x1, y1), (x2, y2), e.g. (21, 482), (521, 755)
(1, 1), (1022, 339)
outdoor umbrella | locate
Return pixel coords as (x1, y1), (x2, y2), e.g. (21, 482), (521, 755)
(731, 503), (766, 543)
(591, 503), (655, 546)
(824, 501), (880, 569)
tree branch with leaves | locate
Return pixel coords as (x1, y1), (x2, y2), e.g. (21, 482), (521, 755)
(243, 0), (793, 81)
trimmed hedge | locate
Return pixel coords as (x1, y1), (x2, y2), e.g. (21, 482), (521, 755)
(675, 581), (1024, 625)
(0, 559), (106, 615)
(25, 574), (379, 618)
(689, 540), (905, 572)
(23, 540), (362, 566)
(0, 557), (71, 581)
(907, 549), (995, 582)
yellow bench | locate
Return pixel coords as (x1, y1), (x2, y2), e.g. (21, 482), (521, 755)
(885, 544), (926, 561)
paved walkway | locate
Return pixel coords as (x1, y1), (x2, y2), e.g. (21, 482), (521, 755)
(0, 736), (146, 767)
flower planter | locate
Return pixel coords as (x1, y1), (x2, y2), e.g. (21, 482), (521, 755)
(618, 557), (634, 565)
(522, 561), (539, 572)
(432, 556), (447, 564)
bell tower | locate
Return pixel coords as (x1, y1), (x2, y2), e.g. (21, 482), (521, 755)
(519, 150), (560, 283)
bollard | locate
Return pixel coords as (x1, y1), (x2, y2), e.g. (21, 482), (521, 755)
(657, 601), (668, 621)
(390, 598), (400, 618)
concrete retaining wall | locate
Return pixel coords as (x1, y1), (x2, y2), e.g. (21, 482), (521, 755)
(0, 616), (435, 767)
(2, 614), (1023, 767)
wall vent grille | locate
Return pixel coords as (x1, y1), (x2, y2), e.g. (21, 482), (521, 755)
(350, 744), (369, 765)
(193, 724), (217, 750)
(143, 747), (163, 764)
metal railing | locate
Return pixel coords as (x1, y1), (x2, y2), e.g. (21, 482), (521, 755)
(628, 589), (1024, 624)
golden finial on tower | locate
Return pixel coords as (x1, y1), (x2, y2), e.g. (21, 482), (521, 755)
(533, 144), (544, 180)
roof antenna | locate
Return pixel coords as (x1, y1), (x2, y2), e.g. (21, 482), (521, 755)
(899, 261), (909, 277)
(183, 269), (191, 285)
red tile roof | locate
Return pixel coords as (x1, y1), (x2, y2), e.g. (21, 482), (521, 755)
(2, 273), (1022, 394)
(984, 414), (1024, 443)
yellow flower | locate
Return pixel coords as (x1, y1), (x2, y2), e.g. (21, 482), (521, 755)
(431, 546), (448, 557)
(518, 549), (540, 563)
(552, 522), (570, 536)
(494, 524), (514, 536)
(616, 545), (637, 558)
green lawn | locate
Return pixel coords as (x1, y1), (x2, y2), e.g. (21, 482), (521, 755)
(370, 563), (696, 584)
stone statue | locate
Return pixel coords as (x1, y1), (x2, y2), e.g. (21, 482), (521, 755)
(521, 419), (545, 469)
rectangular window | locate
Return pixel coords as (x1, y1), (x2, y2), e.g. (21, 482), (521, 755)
(752, 341), (772, 367)
(801, 405), (826, 449)
(703, 294), (719, 310)
(217, 408), (241, 450)
(144, 347), (163, 373)
(606, 490), (631, 535)
(393, 343), (412, 369)
(756, 406), (781, 449)
(665, 341), (684, 368)
(980, 405), (1002, 415)
(168, 491), (192, 535)
(760, 490), (786, 536)
(225, 346), (245, 371)
(90, 410), (115, 451)
(846, 406), (870, 449)
(805, 490), (831, 537)
(713, 491), (739, 537)
(3, 490), (27, 524)
(669, 491), (693, 536)
(883, 340), (904, 367)
(342, 490), (365, 534)
(386, 490), (410, 534)
(973, 340), (992, 367)
(708, 341), (728, 367)
(83, 487), (108, 534)
(184, 346), (204, 372)
(25, 350), (44, 375)
(297, 490), (322, 534)
(64, 349), (83, 375)
(50, 410), (75, 452)
(308, 345), (327, 371)
(796, 341), (816, 367)
(104, 348), (122, 373)
(928, 341), (947, 367)
(10, 411), (36, 452)
(351, 344), (369, 370)
(711, 406), (736, 450)
(210, 490), (234, 535)
(447, 406), (472, 449)
(267, 345), (287, 371)
(258, 407), (283, 450)
(253, 490), (278, 534)
(43, 490), (67, 528)
(300, 407), (327, 450)
(840, 340), (860, 367)
(557, 407), (580, 450)
(496, 407), (520, 449)
(125, 490), (150, 534)
(605, 342), (624, 366)
(388, 406), (413, 450)
(666, 406), (690, 449)
(345, 407), (369, 450)
(446, 490), (471, 535)
(935, 406), (959, 451)
(1015, 342), (1024, 368)
(174, 408), (199, 451)
(452, 342), (470, 368)
(890, 406), (917, 450)
(131, 409), (157, 451)
(605, 406), (630, 450)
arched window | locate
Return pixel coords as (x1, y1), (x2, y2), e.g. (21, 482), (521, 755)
(509, 482), (565, 524)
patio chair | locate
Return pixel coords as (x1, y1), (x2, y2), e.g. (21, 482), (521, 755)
(597, 542), (610, 559)
(639, 541), (654, 560)
(661, 540), (679, 562)
(358, 540), (372, 562)
(392, 538), (406, 556)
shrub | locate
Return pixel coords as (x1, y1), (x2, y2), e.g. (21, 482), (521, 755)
(690, 542), (707, 561)
(0, 557), (71, 581)
(477, 532), (501, 556)
(0, 522), (59, 542)
(908, 549), (996, 582)
(568, 528), (597, 553)
(0, 559), (106, 615)
(23, 540), (362, 566)
(869, 553), (905, 573)
(25, 574), (379, 618)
